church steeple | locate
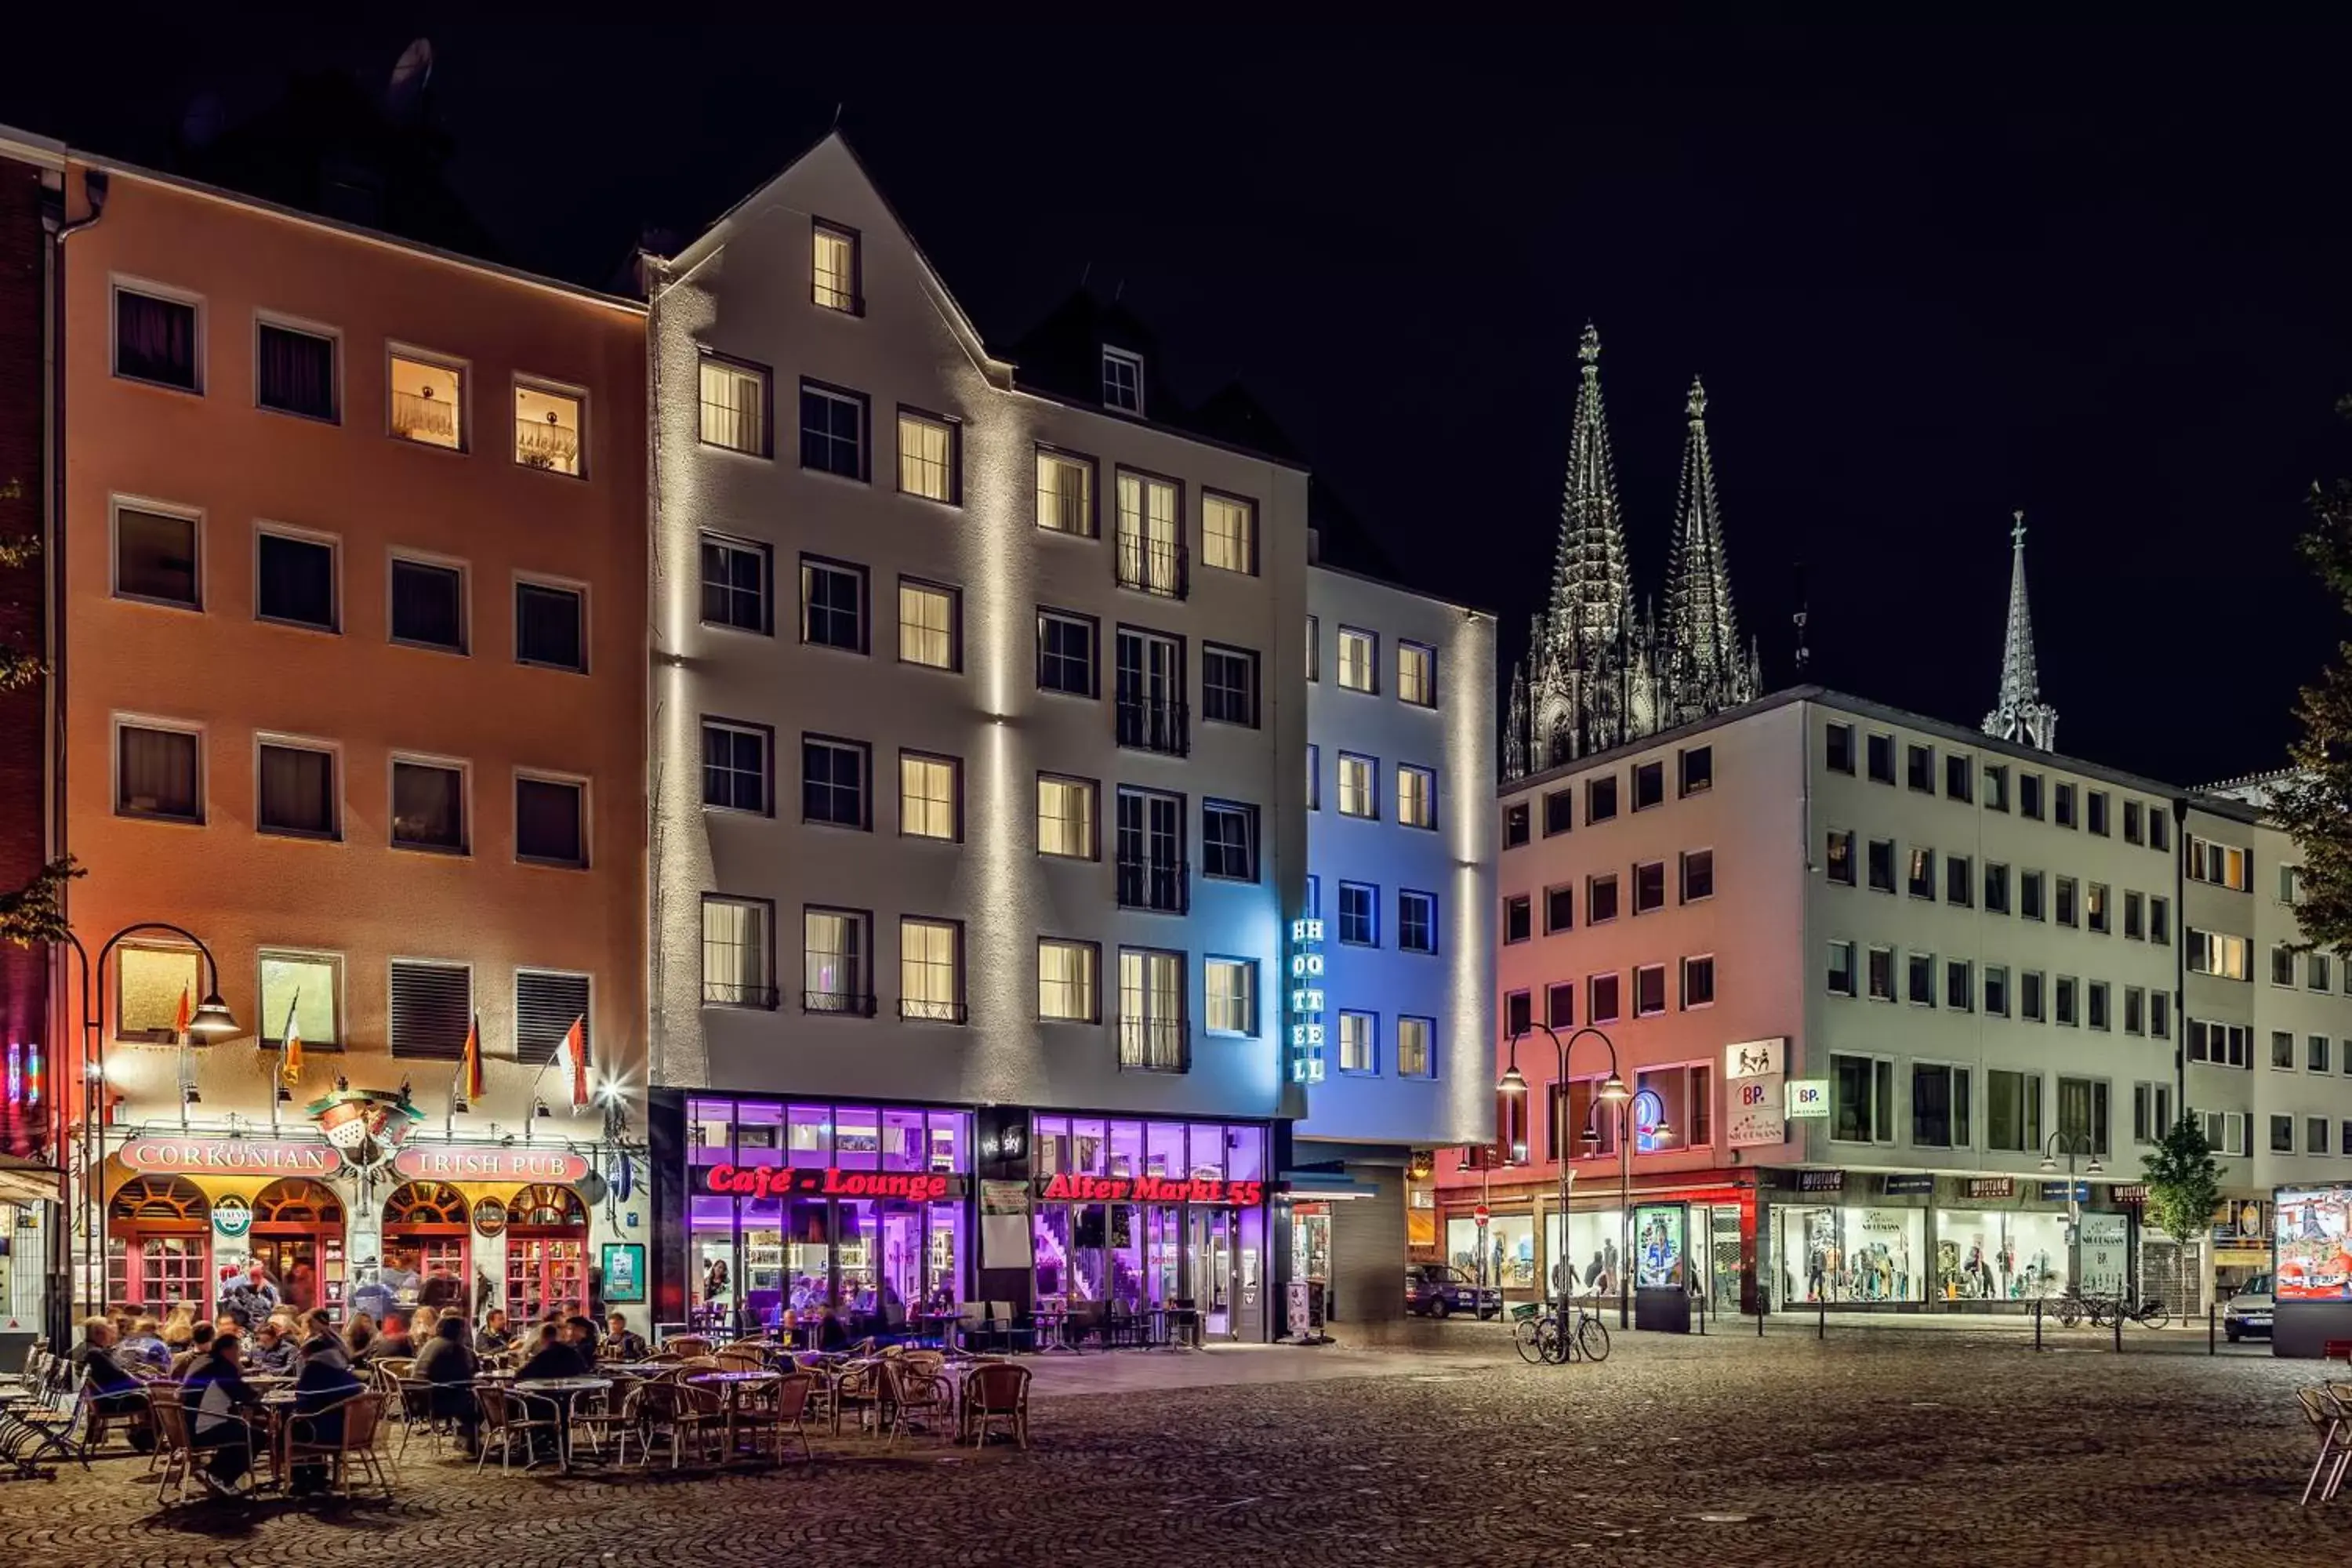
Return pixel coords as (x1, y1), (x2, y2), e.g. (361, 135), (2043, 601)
(1543, 324), (1634, 650)
(1664, 376), (1759, 724)
(1983, 512), (2058, 752)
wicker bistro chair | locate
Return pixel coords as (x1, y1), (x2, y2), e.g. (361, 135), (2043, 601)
(284, 1392), (392, 1499)
(622, 1379), (726, 1470)
(2303, 1385), (2352, 1505)
(877, 1358), (956, 1448)
(959, 1360), (1031, 1450)
(146, 1386), (200, 1506)
(474, 1384), (562, 1473)
(662, 1335), (714, 1359)
(711, 1350), (768, 1374)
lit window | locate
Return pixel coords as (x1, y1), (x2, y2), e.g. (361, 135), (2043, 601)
(702, 897), (774, 1007)
(698, 356), (769, 455)
(1038, 939), (1098, 1022)
(897, 409), (957, 502)
(811, 221), (859, 313)
(1115, 470), (1182, 596)
(1102, 347), (1143, 414)
(803, 908), (869, 1013)
(1338, 626), (1377, 693)
(1036, 449), (1094, 535)
(117, 943), (201, 1040)
(1118, 949), (1185, 1070)
(389, 350), (463, 449)
(1338, 753), (1376, 818)
(260, 950), (340, 1050)
(514, 380), (583, 476)
(1206, 959), (1254, 1035)
(1037, 775), (1096, 859)
(898, 580), (957, 670)
(899, 753), (959, 840)
(1203, 493), (1255, 575)
(1398, 642), (1436, 707)
(1397, 764), (1435, 829)
(899, 917), (961, 1022)
(1338, 1012), (1376, 1073)
(1398, 1017), (1434, 1078)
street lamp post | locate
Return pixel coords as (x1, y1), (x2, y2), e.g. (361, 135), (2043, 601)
(64, 923), (241, 1321)
(1499, 1024), (1628, 1324)
(2039, 1131), (2105, 1296)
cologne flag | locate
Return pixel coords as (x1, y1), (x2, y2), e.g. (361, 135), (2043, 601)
(554, 1014), (590, 1109)
(281, 992), (304, 1086)
(459, 1014), (485, 1103)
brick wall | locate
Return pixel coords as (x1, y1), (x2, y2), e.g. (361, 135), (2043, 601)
(0, 154), (48, 1161)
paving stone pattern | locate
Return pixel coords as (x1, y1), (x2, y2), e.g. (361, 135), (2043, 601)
(8, 1331), (2350, 1567)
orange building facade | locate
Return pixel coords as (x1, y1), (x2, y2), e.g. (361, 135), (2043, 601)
(56, 162), (648, 1333)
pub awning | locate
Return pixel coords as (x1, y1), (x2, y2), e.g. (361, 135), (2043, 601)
(0, 1159), (63, 1207)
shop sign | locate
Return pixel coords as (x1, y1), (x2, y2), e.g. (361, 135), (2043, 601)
(471, 1197), (507, 1238)
(1632, 1088), (1669, 1154)
(1797, 1170), (1844, 1192)
(2039, 1180), (2089, 1203)
(1725, 1037), (1789, 1148)
(1965, 1177), (2015, 1200)
(1784, 1080), (1830, 1119)
(2107, 1184), (2149, 1206)
(1036, 1171), (1265, 1207)
(2212, 1198), (2268, 1244)
(211, 1194), (252, 1239)
(392, 1145), (591, 1185)
(1287, 916), (1327, 1084)
(698, 1164), (965, 1202)
(1881, 1173), (1935, 1197)
(122, 1137), (343, 1176)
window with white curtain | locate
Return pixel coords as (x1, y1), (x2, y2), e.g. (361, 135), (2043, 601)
(900, 919), (962, 1021)
(698, 358), (769, 455)
(1039, 939), (1098, 1022)
(1205, 958), (1254, 1036)
(803, 907), (868, 1012)
(702, 897), (773, 1007)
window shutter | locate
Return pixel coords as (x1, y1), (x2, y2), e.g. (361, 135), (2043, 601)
(390, 961), (470, 1060)
(517, 971), (590, 1065)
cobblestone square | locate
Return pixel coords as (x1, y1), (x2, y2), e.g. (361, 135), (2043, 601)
(8, 1329), (2349, 1567)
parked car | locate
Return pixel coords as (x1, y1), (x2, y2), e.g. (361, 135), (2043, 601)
(2223, 1273), (2274, 1342)
(1406, 1263), (1502, 1319)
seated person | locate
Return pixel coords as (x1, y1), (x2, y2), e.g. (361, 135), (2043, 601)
(180, 1332), (263, 1497)
(411, 1316), (481, 1454)
(358, 1312), (415, 1363)
(169, 1323), (216, 1380)
(119, 1316), (172, 1374)
(813, 1302), (850, 1353)
(72, 1317), (154, 1447)
(563, 1314), (601, 1363)
(476, 1308), (514, 1354)
(600, 1314), (648, 1363)
(514, 1323), (589, 1381)
(245, 1317), (297, 1376)
(290, 1310), (365, 1496)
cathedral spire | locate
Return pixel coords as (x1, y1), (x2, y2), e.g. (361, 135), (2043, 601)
(1664, 376), (1757, 724)
(1983, 512), (2057, 751)
(1544, 324), (1633, 648)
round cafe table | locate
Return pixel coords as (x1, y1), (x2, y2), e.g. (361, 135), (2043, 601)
(511, 1377), (612, 1472)
(688, 1370), (782, 1462)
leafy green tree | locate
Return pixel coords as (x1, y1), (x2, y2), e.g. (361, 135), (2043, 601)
(2272, 395), (2352, 951)
(2142, 1113), (2221, 1307)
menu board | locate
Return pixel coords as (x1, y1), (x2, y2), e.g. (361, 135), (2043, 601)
(2275, 1187), (2352, 1301)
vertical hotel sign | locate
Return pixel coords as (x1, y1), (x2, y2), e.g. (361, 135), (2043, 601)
(1289, 916), (1327, 1083)
(1725, 1037), (1788, 1148)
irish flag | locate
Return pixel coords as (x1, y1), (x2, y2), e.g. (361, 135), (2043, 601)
(554, 1014), (590, 1110)
(281, 993), (304, 1087)
(458, 1014), (485, 1104)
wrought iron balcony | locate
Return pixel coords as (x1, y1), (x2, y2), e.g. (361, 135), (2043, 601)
(801, 990), (878, 1018)
(1116, 858), (1189, 915)
(1115, 697), (1189, 757)
(1118, 1017), (1191, 1073)
(1115, 534), (1188, 599)
(898, 998), (971, 1025)
(703, 981), (780, 1009)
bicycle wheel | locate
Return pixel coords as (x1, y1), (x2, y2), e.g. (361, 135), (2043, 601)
(1578, 1316), (1611, 1363)
(1513, 1316), (1548, 1365)
(2141, 1305), (2169, 1331)
(1540, 1319), (1572, 1364)
(2055, 1299), (2080, 1328)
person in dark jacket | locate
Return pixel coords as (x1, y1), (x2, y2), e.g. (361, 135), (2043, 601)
(73, 1317), (154, 1448)
(412, 1316), (481, 1454)
(245, 1318), (296, 1376)
(181, 1333), (263, 1496)
(358, 1312), (415, 1364)
(168, 1323), (216, 1380)
(290, 1310), (364, 1496)
(813, 1302), (850, 1352)
(476, 1308), (513, 1354)
(514, 1323), (588, 1381)
(599, 1314), (648, 1363)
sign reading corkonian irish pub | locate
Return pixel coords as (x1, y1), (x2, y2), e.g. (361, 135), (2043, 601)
(1723, 1037), (1788, 1149)
(1288, 917), (1327, 1083)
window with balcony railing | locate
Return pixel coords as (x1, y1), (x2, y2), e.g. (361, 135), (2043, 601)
(1114, 628), (1186, 755)
(1115, 470), (1185, 597)
(514, 380), (584, 476)
(1118, 948), (1186, 1072)
(1116, 788), (1186, 913)
(390, 350), (463, 449)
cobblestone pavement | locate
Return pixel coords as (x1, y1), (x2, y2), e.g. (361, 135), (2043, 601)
(9, 1330), (2350, 1568)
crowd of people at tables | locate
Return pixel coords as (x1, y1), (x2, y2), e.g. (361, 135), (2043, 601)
(68, 1265), (659, 1501)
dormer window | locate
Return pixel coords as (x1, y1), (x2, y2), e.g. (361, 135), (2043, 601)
(1102, 347), (1144, 416)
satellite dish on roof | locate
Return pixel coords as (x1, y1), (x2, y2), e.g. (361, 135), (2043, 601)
(387, 38), (435, 121)
(180, 90), (225, 150)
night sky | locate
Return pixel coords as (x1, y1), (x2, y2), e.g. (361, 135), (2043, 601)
(6, 24), (2348, 786)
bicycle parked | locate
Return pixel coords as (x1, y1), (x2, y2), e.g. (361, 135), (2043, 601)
(1510, 1298), (1612, 1365)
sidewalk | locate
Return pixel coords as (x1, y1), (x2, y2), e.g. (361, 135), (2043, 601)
(1022, 1338), (1512, 1399)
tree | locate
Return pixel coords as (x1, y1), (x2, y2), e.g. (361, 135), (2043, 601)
(2272, 395), (2352, 951)
(2141, 1113), (2221, 1306)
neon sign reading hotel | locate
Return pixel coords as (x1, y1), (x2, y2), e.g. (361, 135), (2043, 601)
(1288, 916), (1327, 1083)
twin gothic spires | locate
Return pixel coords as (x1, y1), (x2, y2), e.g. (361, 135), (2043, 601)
(1983, 512), (2058, 751)
(1505, 326), (1759, 780)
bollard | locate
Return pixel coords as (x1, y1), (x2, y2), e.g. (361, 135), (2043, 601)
(2034, 1296), (2043, 1352)
(2209, 1301), (2217, 1356)
(2113, 1300), (2122, 1353)
(1757, 1298), (1765, 1338)
(1817, 1300), (1826, 1341)
(1697, 1292), (1707, 1336)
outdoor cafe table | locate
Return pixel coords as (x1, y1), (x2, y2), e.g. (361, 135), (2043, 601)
(687, 1370), (781, 1460)
(511, 1376), (613, 1473)
(915, 1311), (963, 1350)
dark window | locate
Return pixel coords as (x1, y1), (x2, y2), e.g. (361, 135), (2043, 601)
(389, 960), (470, 1061)
(516, 581), (585, 671)
(1115, 628), (1188, 756)
(2020, 773), (2044, 819)
(1635, 965), (1667, 1016)
(1503, 895), (1532, 944)
(1947, 855), (1973, 907)
(1338, 881), (1376, 945)
(1945, 754), (1972, 801)
(1908, 953), (1935, 1006)
(2088, 982), (2110, 1030)
(256, 743), (335, 838)
(1201, 644), (1259, 727)
(800, 557), (867, 652)
(390, 558), (465, 652)
(1826, 723), (1855, 774)
(700, 534), (772, 634)
(1543, 790), (1573, 837)
(2125, 800), (2144, 844)
(2021, 971), (2045, 1022)
(2055, 782), (2076, 827)
(1505, 990), (1532, 1037)
(256, 322), (337, 420)
(1202, 800), (1258, 881)
(1116, 788), (1187, 913)
(516, 776), (586, 867)
(802, 737), (870, 829)
(1683, 957), (1716, 1008)
(701, 720), (770, 813)
(1545, 885), (1573, 933)
(1985, 862), (2010, 913)
(1947, 960), (1973, 1011)
(1633, 761), (1664, 810)
(2088, 791), (2110, 837)
(115, 288), (198, 390)
(1546, 982), (1575, 1029)
(1867, 838), (1895, 892)
(1986, 967), (2009, 1016)
(1907, 744), (1933, 792)
(1504, 803), (1530, 848)
(256, 531), (335, 630)
(2021, 871), (2045, 920)
(116, 506), (200, 608)
(1588, 775), (1619, 824)
(1399, 891), (1436, 953)
(515, 971), (590, 1065)
(1679, 746), (1713, 796)
(2151, 811), (2171, 852)
(1866, 733), (1895, 784)
(1634, 861), (1666, 914)
(1588, 874), (1620, 923)
(1590, 972), (1622, 1023)
(1038, 610), (1099, 696)
(799, 381), (868, 478)
(1682, 850), (1715, 902)
(390, 760), (465, 851)
(115, 725), (200, 822)
(1984, 764), (2009, 811)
